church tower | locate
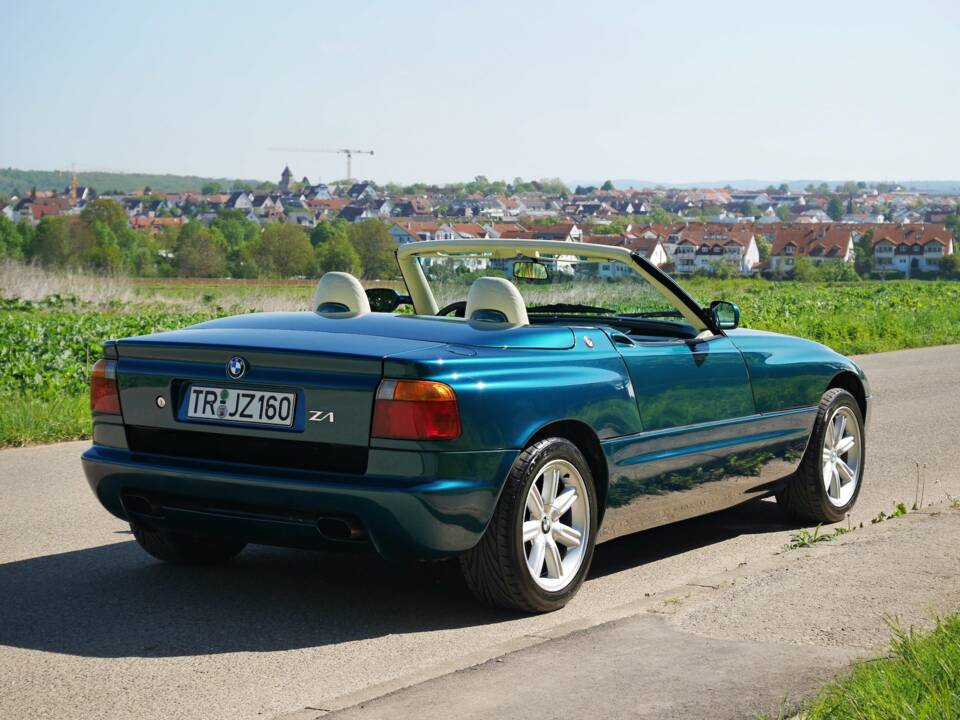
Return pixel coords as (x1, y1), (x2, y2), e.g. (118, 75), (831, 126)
(279, 165), (293, 192)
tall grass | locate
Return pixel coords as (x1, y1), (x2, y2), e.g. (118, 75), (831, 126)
(800, 615), (960, 719)
(0, 260), (135, 305)
(0, 262), (314, 313)
(0, 392), (89, 447)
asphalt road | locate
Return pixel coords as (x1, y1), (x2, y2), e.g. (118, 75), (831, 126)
(1, 344), (958, 720)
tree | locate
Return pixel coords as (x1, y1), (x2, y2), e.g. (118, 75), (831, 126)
(778, 183), (790, 194)
(756, 236), (772, 264)
(791, 256), (818, 281)
(647, 206), (678, 224)
(0, 216), (26, 259)
(945, 213), (960, 235)
(201, 182), (222, 195)
(939, 253), (960, 278)
(703, 260), (738, 279)
(86, 221), (124, 272)
(349, 220), (396, 279)
(854, 230), (875, 277)
(818, 260), (860, 282)
(32, 216), (73, 267)
(316, 234), (362, 276)
(601, 180), (615, 191)
(742, 201), (759, 218)
(16, 221), (35, 258)
(826, 196), (844, 221)
(775, 204), (792, 221)
(254, 224), (314, 278)
(81, 198), (128, 234)
(211, 209), (261, 277)
(174, 223), (227, 277)
(310, 218), (350, 247)
(590, 222), (625, 235)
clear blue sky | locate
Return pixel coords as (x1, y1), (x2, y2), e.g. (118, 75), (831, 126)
(2, 0), (957, 185)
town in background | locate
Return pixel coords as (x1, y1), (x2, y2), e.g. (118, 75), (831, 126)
(0, 167), (958, 283)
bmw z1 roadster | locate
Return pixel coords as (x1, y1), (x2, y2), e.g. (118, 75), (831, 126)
(82, 239), (870, 612)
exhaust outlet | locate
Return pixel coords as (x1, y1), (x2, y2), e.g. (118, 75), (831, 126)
(121, 493), (161, 517)
(316, 515), (366, 542)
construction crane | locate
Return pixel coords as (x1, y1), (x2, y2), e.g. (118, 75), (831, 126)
(268, 147), (375, 183)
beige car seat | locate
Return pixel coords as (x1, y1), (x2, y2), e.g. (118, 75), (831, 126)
(465, 277), (529, 325)
(312, 272), (371, 316)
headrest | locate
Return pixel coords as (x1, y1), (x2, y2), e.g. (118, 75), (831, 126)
(465, 277), (529, 325)
(312, 272), (370, 316)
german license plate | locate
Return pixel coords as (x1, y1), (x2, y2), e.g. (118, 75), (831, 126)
(186, 386), (296, 427)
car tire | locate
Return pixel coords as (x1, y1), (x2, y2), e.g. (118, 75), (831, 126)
(131, 522), (247, 565)
(460, 437), (598, 613)
(777, 388), (865, 524)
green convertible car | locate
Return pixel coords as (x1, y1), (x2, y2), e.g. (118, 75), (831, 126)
(82, 239), (870, 612)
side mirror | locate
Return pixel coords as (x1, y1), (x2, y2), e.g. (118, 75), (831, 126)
(366, 288), (411, 313)
(709, 300), (740, 330)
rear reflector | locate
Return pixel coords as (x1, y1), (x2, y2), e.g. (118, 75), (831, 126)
(91, 358), (121, 415)
(372, 379), (461, 441)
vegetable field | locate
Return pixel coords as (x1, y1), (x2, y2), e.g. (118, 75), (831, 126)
(1, 278), (960, 446)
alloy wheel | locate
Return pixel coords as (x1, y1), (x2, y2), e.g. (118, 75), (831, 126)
(522, 459), (590, 592)
(821, 405), (862, 508)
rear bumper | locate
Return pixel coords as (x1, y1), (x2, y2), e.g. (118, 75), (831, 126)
(81, 444), (516, 561)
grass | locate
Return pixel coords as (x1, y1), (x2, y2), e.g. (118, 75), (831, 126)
(2, 262), (960, 447)
(797, 615), (960, 719)
(783, 524), (851, 551)
(783, 502), (911, 552)
(0, 392), (89, 447)
(439, 276), (960, 355)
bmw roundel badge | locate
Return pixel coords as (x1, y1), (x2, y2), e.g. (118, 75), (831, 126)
(226, 356), (247, 379)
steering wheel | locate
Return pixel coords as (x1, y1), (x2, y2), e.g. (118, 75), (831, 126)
(436, 301), (467, 318)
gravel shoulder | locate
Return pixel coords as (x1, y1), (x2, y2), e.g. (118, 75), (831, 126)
(314, 506), (960, 720)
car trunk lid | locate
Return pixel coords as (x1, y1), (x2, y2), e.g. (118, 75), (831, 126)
(114, 326), (444, 473)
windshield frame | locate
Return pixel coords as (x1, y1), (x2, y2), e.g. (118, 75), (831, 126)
(394, 239), (719, 334)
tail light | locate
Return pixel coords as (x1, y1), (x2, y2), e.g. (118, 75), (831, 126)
(372, 379), (460, 441)
(91, 358), (121, 415)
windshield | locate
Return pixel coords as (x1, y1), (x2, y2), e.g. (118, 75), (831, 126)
(414, 251), (693, 327)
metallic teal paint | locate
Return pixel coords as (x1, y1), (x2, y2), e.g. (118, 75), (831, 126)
(81, 309), (870, 561)
(598, 407), (814, 541)
(614, 336), (755, 430)
(83, 443), (517, 560)
(727, 329), (871, 413)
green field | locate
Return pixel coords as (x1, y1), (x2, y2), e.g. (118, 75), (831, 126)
(2, 268), (959, 447)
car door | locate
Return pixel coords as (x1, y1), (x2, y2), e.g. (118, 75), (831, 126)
(599, 333), (808, 541)
(616, 335), (754, 431)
